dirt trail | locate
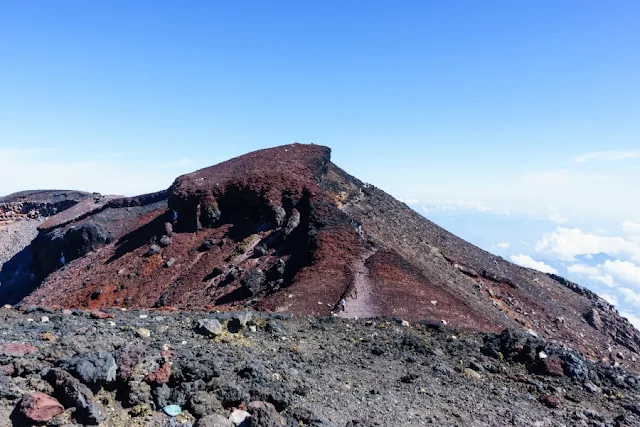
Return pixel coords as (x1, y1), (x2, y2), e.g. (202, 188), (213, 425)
(338, 248), (378, 318)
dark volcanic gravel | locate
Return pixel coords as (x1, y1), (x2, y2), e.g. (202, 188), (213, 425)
(0, 306), (639, 426)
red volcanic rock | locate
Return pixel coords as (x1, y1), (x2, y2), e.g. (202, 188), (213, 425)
(0, 364), (15, 376)
(19, 392), (64, 422)
(538, 355), (565, 377)
(90, 310), (114, 319)
(539, 394), (563, 409)
(15, 143), (640, 372)
(145, 361), (171, 384)
(0, 342), (37, 357)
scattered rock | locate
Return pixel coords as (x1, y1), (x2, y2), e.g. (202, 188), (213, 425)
(136, 328), (152, 338)
(534, 355), (564, 377)
(228, 313), (252, 333)
(40, 332), (56, 341)
(216, 384), (249, 408)
(188, 390), (224, 417)
(195, 319), (223, 337)
(166, 258), (176, 268)
(44, 368), (104, 425)
(115, 341), (146, 381)
(585, 307), (603, 330)
(0, 342), (37, 357)
(159, 235), (172, 247)
(196, 414), (233, 427)
(146, 244), (161, 257)
(539, 394), (562, 408)
(284, 209), (300, 235)
(146, 360), (171, 384)
(463, 368), (482, 380)
(242, 269), (267, 296)
(19, 392), (64, 422)
(57, 352), (117, 385)
(583, 382), (602, 394)
(90, 310), (114, 319)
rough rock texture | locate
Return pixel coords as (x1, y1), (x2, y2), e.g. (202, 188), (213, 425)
(0, 190), (94, 305)
(17, 391), (64, 422)
(0, 307), (638, 426)
(6, 143), (640, 373)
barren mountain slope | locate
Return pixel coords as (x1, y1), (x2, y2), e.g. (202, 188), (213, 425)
(11, 144), (640, 372)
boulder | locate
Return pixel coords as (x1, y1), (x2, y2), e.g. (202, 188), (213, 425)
(241, 269), (266, 296)
(19, 392), (64, 422)
(195, 319), (223, 337)
(115, 341), (146, 381)
(0, 342), (37, 357)
(44, 368), (104, 425)
(57, 352), (117, 385)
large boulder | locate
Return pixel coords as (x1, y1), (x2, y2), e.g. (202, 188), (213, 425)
(18, 392), (64, 422)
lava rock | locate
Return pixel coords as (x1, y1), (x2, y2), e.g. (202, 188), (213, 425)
(539, 394), (563, 408)
(533, 355), (564, 377)
(115, 341), (146, 381)
(585, 307), (603, 330)
(18, 392), (64, 422)
(159, 235), (172, 247)
(146, 244), (161, 256)
(57, 352), (117, 386)
(44, 368), (104, 425)
(228, 313), (252, 333)
(242, 269), (267, 296)
(253, 244), (268, 258)
(195, 414), (233, 427)
(0, 342), (38, 357)
(195, 319), (223, 337)
(127, 381), (153, 406)
(216, 384), (250, 408)
(284, 209), (300, 235)
(188, 390), (224, 418)
(152, 383), (172, 408)
(171, 357), (219, 383)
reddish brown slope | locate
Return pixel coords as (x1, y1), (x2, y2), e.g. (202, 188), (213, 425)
(19, 143), (640, 371)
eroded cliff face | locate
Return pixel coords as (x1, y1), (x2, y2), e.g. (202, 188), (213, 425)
(4, 143), (639, 373)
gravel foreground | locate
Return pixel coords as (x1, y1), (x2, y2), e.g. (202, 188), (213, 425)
(0, 306), (639, 427)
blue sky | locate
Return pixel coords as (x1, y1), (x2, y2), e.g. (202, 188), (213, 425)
(1, 1), (639, 322)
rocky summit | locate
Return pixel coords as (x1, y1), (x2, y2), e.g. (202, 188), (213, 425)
(0, 143), (639, 426)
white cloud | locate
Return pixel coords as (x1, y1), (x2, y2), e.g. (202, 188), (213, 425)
(622, 220), (640, 234)
(495, 242), (510, 249)
(621, 311), (640, 329)
(619, 288), (640, 307)
(573, 150), (640, 163)
(601, 260), (640, 287)
(567, 263), (614, 287)
(510, 254), (558, 274)
(421, 206), (430, 214)
(535, 227), (640, 262)
(547, 213), (568, 224)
